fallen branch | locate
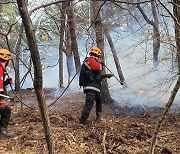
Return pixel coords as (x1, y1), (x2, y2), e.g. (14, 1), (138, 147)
(102, 129), (107, 154)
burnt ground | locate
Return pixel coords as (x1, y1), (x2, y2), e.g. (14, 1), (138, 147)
(0, 88), (179, 154)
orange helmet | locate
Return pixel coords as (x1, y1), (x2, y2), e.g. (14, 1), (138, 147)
(89, 46), (102, 57)
(0, 48), (12, 60)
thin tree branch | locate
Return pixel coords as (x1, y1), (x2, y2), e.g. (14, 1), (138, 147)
(137, 0), (155, 26)
(170, 0), (180, 8)
(44, 8), (61, 33)
(158, 0), (180, 28)
(30, 0), (81, 14)
(113, 2), (143, 28)
(0, 20), (19, 51)
(0, 0), (14, 4)
(108, 0), (154, 4)
(0, 20), (19, 36)
(87, 1), (107, 31)
(30, 0), (67, 14)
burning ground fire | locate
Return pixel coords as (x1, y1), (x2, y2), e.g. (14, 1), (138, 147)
(137, 89), (145, 94)
(111, 87), (176, 115)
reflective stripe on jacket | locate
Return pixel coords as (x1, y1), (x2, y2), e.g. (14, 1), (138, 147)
(83, 56), (102, 93)
(0, 63), (5, 92)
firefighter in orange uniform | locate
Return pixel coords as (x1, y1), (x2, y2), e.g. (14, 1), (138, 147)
(0, 48), (15, 140)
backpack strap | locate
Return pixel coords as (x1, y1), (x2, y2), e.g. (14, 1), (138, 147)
(83, 57), (91, 70)
(84, 61), (91, 70)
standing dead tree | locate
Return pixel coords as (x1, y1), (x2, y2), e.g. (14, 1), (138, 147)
(64, 27), (73, 84)
(66, 1), (81, 72)
(100, 13), (127, 88)
(16, 0), (55, 154)
(58, 2), (67, 87)
(173, 0), (180, 73)
(91, 1), (113, 103)
(148, 1), (180, 153)
(137, 0), (160, 67)
(14, 24), (23, 93)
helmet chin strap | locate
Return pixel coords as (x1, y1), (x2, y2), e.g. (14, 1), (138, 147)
(5, 60), (9, 68)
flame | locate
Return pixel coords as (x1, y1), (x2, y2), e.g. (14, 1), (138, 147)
(138, 89), (144, 94)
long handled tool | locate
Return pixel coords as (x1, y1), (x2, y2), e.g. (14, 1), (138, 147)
(104, 65), (127, 88)
(0, 93), (11, 99)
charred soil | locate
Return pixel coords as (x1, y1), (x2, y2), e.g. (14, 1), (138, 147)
(0, 89), (179, 154)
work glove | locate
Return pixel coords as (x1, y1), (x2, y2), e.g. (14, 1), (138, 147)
(96, 58), (103, 64)
(4, 78), (13, 86)
(0, 99), (6, 109)
(106, 74), (113, 78)
(101, 61), (105, 66)
(96, 58), (105, 66)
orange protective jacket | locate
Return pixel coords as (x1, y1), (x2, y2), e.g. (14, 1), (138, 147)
(86, 56), (102, 71)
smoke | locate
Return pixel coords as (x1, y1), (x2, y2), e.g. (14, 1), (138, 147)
(7, 22), (179, 110)
(104, 29), (179, 109)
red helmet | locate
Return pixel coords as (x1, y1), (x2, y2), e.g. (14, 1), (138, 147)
(89, 46), (102, 57)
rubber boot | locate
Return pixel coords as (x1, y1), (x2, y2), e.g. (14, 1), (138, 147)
(0, 127), (15, 140)
(79, 116), (87, 125)
(96, 112), (103, 121)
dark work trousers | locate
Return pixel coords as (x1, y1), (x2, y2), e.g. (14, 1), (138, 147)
(0, 106), (11, 128)
(81, 91), (102, 120)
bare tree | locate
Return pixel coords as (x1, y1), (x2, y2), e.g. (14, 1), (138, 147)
(16, 0), (54, 154)
(65, 27), (73, 84)
(91, 1), (113, 103)
(0, 4), (6, 48)
(14, 24), (23, 93)
(58, 2), (67, 87)
(137, 0), (160, 67)
(66, 1), (81, 72)
(173, 0), (180, 73)
(100, 13), (127, 87)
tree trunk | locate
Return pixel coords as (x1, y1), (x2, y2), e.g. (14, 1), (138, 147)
(58, 2), (66, 87)
(152, 26), (160, 66)
(100, 14), (127, 88)
(66, 1), (81, 72)
(0, 5), (4, 48)
(91, 1), (113, 103)
(66, 28), (72, 84)
(173, 0), (180, 74)
(151, 0), (160, 67)
(14, 24), (23, 93)
(148, 1), (180, 153)
(0, 4), (2, 30)
(16, 1), (54, 154)
(14, 24), (23, 108)
(137, 0), (160, 67)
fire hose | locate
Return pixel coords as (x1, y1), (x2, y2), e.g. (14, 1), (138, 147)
(103, 65), (127, 88)
(5, 61), (125, 110)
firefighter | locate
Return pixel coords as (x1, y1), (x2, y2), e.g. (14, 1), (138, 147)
(79, 46), (113, 124)
(0, 48), (15, 140)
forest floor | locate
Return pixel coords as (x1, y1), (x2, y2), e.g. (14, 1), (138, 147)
(0, 88), (179, 154)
